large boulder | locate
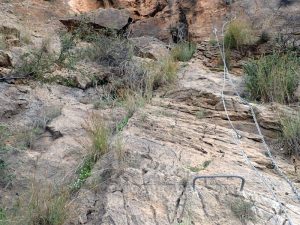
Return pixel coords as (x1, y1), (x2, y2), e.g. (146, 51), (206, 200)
(130, 36), (169, 60)
(60, 8), (131, 31)
(49, 62), (113, 89)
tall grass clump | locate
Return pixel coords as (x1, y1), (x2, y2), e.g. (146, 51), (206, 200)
(5, 183), (69, 225)
(171, 42), (196, 62)
(72, 117), (109, 191)
(0, 35), (6, 50)
(144, 56), (178, 94)
(280, 112), (300, 157)
(244, 51), (300, 104)
(26, 187), (68, 225)
(89, 118), (109, 160)
(224, 20), (254, 50)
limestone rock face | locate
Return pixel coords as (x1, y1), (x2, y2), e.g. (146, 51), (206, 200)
(92, 0), (300, 43)
(69, 60), (300, 225)
(1, 1), (300, 225)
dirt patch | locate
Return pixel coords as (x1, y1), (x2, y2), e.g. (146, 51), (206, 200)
(68, 0), (102, 13)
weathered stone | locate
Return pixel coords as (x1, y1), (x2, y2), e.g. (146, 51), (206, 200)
(69, 59), (300, 225)
(0, 83), (28, 120)
(130, 36), (169, 60)
(60, 8), (131, 31)
(49, 63), (112, 89)
(0, 51), (12, 67)
(0, 25), (20, 48)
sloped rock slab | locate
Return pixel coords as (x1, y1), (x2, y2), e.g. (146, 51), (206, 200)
(130, 36), (169, 60)
(60, 8), (131, 31)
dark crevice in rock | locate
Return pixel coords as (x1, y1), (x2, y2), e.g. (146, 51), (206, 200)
(171, 180), (188, 223)
(45, 127), (63, 140)
(150, 205), (159, 225)
(148, 3), (166, 18)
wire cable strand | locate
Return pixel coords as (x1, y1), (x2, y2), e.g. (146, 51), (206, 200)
(213, 21), (295, 225)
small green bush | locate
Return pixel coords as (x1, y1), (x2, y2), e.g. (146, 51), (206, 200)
(15, 46), (54, 79)
(0, 208), (6, 225)
(195, 109), (206, 119)
(71, 156), (93, 191)
(116, 116), (130, 133)
(85, 33), (134, 67)
(188, 160), (211, 172)
(0, 159), (13, 187)
(209, 39), (218, 47)
(0, 124), (10, 151)
(259, 31), (270, 44)
(57, 32), (76, 65)
(172, 42), (196, 62)
(280, 112), (300, 157)
(244, 51), (300, 103)
(230, 198), (255, 223)
(224, 20), (254, 50)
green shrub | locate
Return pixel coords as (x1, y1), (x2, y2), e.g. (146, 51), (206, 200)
(57, 32), (77, 65)
(71, 156), (94, 191)
(0, 159), (13, 187)
(116, 116), (130, 133)
(280, 112), (300, 157)
(244, 51), (300, 103)
(195, 109), (206, 119)
(85, 33), (134, 67)
(230, 198), (255, 223)
(0, 208), (6, 225)
(259, 31), (270, 44)
(171, 42), (196, 62)
(224, 20), (254, 50)
(0, 124), (10, 151)
(209, 39), (218, 47)
(15, 45), (54, 79)
(188, 160), (211, 172)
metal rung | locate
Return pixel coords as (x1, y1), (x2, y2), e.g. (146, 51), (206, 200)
(192, 175), (245, 191)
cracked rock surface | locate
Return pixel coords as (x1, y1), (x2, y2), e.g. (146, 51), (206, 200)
(70, 60), (300, 225)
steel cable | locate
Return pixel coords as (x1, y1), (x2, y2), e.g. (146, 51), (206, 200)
(215, 17), (300, 203)
(212, 21), (295, 225)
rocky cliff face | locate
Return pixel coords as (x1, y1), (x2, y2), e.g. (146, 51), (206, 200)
(0, 1), (300, 225)
(68, 59), (300, 225)
(74, 0), (300, 43)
